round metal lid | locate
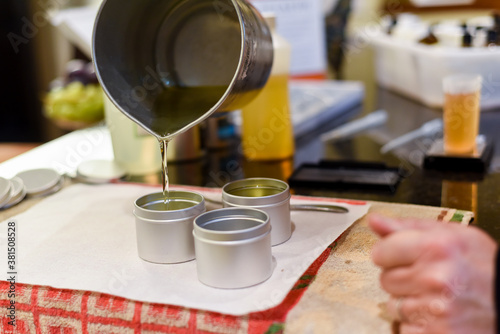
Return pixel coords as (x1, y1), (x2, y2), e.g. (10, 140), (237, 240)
(77, 160), (126, 184)
(15, 168), (62, 197)
(42, 175), (65, 197)
(2, 177), (26, 209)
(0, 177), (12, 208)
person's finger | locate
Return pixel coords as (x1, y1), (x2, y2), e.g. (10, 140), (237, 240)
(399, 294), (450, 331)
(369, 214), (402, 237)
(369, 214), (441, 238)
(380, 266), (421, 296)
(386, 295), (405, 322)
(372, 230), (424, 268)
(399, 323), (427, 334)
(387, 295), (434, 328)
(381, 260), (455, 296)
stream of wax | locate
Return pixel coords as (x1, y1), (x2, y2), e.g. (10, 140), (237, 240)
(160, 139), (170, 206)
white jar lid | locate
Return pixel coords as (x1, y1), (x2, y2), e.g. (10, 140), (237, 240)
(15, 168), (63, 197)
(76, 160), (126, 184)
(2, 177), (27, 209)
(0, 177), (12, 208)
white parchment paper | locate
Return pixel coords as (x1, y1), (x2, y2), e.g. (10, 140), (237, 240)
(1, 183), (369, 316)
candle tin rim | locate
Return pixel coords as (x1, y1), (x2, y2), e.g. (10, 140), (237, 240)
(134, 190), (205, 221)
(194, 207), (270, 242)
(193, 231), (270, 246)
(222, 178), (290, 206)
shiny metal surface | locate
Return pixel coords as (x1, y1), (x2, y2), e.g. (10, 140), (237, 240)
(134, 191), (205, 264)
(290, 204), (349, 214)
(222, 178), (291, 246)
(204, 196), (349, 214)
(135, 191), (205, 220)
(93, 0), (273, 139)
(193, 208), (272, 289)
(194, 207), (270, 241)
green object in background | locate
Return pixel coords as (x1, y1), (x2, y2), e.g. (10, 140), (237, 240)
(44, 82), (104, 123)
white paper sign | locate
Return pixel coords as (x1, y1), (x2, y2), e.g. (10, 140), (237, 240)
(250, 0), (328, 77)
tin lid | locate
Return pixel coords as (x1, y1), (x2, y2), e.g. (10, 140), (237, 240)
(222, 178), (290, 206)
(2, 177), (27, 209)
(194, 207), (270, 242)
(77, 160), (126, 184)
(15, 168), (63, 197)
(134, 191), (205, 221)
(0, 177), (12, 208)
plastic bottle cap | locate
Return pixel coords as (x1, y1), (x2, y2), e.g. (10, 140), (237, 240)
(0, 177), (12, 208)
(76, 160), (126, 184)
(16, 168), (63, 197)
(2, 177), (27, 209)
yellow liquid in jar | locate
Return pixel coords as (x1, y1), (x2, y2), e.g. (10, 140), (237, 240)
(228, 186), (284, 197)
(443, 92), (480, 155)
(241, 74), (294, 160)
(145, 200), (197, 211)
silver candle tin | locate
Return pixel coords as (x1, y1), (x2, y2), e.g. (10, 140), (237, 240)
(222, 178), (291, 246)
(193, 208), (273, 289)
(134, 191), (205, 264)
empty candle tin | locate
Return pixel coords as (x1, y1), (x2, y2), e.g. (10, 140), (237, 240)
(193, 208), (272, 289)
(134, 191), (205, 264)
(222, 178), (291, 246)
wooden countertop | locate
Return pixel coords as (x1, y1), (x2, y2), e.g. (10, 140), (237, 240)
(0, 143), (40, 163)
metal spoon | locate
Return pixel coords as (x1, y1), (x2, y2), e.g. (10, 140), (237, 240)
(204, 197), (349, 214)
(290, 204), (349, 213)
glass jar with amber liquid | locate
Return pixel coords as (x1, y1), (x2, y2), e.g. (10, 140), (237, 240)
(443, 74), (482, 155)
(240, 14), (294, 161)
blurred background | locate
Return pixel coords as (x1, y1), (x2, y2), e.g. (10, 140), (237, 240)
(1, 0), (500, 144)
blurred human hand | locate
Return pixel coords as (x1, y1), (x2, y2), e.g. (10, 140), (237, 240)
(369, 214), (497, 334)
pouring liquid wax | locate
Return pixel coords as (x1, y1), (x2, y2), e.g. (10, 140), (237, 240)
(93, 0), (274, 208)
(148, 6), (242, 206)
(154, 86), (229, 206)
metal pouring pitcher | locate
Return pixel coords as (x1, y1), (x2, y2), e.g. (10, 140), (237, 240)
(93, 0), (273, 140)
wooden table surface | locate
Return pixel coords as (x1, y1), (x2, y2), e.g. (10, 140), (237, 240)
(0, 143), (40, 163)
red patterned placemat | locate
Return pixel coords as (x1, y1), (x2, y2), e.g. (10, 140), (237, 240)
(0, 240), (338, 334)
